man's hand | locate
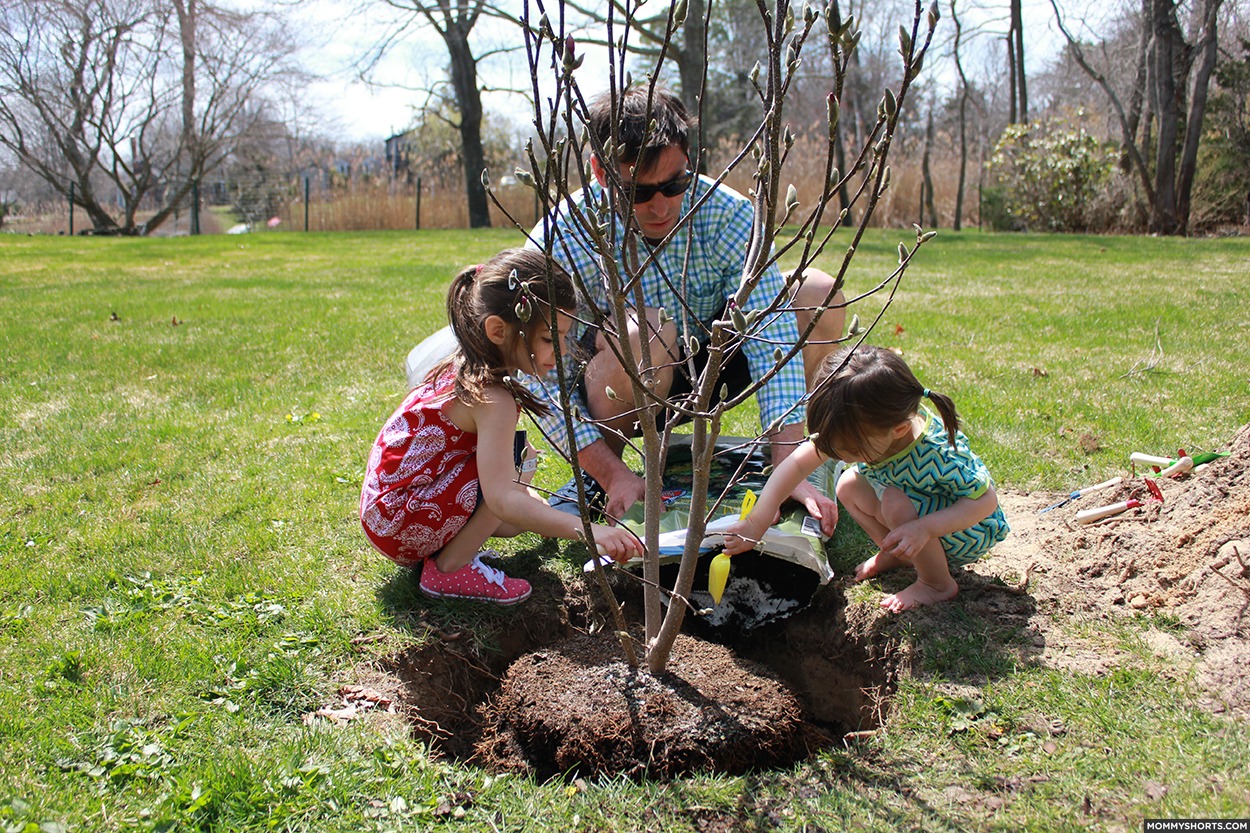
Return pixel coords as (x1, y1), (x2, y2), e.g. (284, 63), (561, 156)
(578, 439), (645, 525)
(602, 468), (646, 523)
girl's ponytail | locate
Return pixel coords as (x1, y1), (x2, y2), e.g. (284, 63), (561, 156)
(418, 265), (480, 387)
(446, 264), (490, 368)
(922, 388), (960, 448)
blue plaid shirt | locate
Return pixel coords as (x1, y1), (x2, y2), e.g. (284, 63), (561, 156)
(525, 176), (807, 454)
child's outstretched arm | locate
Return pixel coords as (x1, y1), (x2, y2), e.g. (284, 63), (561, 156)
(473, 389), (644, 562)
(880, 486), (998, 562)
(722, 441), (832, 555)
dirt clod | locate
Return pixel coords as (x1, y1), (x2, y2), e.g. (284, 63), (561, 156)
(988, 422), (1250, 714)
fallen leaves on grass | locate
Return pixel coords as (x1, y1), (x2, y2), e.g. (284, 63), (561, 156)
(1079, 433), (1101, 454)
(304, 685), (395, 725)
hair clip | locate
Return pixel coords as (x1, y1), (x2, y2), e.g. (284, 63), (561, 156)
(508, 268), (520, 290)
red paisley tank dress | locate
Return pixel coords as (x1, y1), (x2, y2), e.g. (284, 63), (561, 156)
(360, 371), (481, 567)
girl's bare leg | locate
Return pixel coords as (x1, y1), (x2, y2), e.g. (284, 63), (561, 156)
(432, 445), (538, 573)
(790, 268), (846, 391)
(432, 506), (503, 573)
(877, 488), (958, 612)
(836, 470), (904, 580)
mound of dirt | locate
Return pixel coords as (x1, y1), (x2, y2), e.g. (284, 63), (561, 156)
(988, 423), (1250, 714)
(474, 632), (820, 780)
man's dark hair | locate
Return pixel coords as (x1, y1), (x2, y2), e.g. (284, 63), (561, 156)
(587, 87), (696, 173)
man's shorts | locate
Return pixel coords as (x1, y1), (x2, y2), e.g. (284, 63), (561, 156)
(577, 309), (753, 430)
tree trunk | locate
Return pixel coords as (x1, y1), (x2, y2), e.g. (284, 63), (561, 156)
(921, 107), (937, 227)
(1174, 0), (1222, 231)
(1122, 0), (1152, 172)
(1007, 35), (1017, 124)
(173, 0), (198, 164)
(1149, 0), (1182, 234)
(951, 0), (969, 231)
(443, 20), (491, 228)
(676, 0), (707, 115)
(1012, 0), (1028, 123)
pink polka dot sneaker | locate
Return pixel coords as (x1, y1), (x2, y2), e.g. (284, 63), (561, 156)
(419, 553), (532, 606)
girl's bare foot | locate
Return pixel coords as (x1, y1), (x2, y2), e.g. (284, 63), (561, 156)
(854, 550), (903, 581)
(880, 578), (958, 612)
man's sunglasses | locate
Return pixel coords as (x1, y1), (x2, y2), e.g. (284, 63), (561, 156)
(620, 171), (694, 204)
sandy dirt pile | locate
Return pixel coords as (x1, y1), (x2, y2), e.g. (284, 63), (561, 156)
(989, 423), (1250, 715)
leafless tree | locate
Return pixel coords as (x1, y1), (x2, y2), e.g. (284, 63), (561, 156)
(495, 0), (942, 674)
(1050, 0), (1225, 234)
(1008, 0), (1028, 122)
(0, 0), (301, 235)
(949, 0), (970, 229)
(363, 0), (530, 228)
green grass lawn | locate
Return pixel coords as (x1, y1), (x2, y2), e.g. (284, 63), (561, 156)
(1, 228), (1248, 831)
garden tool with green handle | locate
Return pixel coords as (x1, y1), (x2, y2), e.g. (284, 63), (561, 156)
(1130, 449), (1228, 476)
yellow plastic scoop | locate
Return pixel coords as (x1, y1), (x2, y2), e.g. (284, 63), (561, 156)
(709, 489), (757, 604)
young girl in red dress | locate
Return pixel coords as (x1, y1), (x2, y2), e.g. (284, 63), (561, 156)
(360, 249), (643, 604)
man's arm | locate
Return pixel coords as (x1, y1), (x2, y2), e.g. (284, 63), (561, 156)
(528, 189), (644, 523)
(709, 193), (811, 450)
(718, 208), (827, 521)
(577, 438), (646, 523)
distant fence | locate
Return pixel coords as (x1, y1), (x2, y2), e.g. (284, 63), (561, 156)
(14, 153), (991, 236)
(271, 176), (542, 233)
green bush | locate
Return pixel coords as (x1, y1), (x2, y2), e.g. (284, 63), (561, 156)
(978, 185), (1021, 231)
(986, 114), (1118, 232)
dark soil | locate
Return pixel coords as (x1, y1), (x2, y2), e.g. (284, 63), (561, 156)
(475, 632), (820, 779)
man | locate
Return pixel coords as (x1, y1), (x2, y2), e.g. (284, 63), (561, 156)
(529, 87), (846, 529)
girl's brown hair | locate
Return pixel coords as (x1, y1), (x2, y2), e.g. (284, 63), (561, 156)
(431, 248), (577, 415)
(807, 345), (960, 460)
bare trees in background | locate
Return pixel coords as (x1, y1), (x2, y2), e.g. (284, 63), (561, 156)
(363, 0), (530, 228)
(4, 0), (1248, 236)
(0, 0), (301, 235)
(1050, 0), (1227, 234)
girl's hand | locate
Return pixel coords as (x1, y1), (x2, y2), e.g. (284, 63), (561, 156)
(880, 520), (931, 562)
(789, 480), (839, 536)
(721, 517), (768, 556)
(590, 523), (644, 564)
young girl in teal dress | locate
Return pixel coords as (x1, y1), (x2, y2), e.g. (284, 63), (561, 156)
(724, 345), (1009, 612)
